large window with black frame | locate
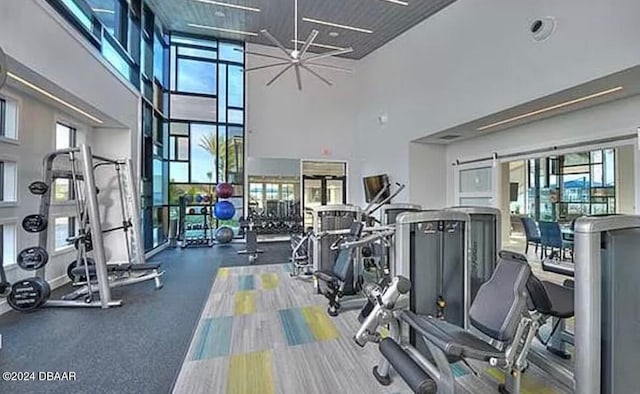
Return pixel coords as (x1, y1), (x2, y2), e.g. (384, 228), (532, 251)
(140, 22), (170, 251)
(168, 34), (245, 242)
(47, 0), (144, 87)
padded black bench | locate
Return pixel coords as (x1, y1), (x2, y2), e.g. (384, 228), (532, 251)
(71, 263), (161, 278)
(527, 270), (575, 358)
(401, 312), (507, 362)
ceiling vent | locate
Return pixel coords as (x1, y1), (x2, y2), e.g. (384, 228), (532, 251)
(439, 135), (461, 141)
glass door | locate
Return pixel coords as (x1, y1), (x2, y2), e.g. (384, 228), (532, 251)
(302, 176), (347, 228)
(301, 161), (347, 228)
(303, 178), (323, 228)
(326, 179), (345, 205)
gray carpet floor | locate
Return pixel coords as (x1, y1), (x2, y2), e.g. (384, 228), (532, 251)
(0, 241), (291, 394)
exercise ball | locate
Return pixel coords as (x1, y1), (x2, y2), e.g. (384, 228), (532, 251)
(215, 226), (234, 244)
(203, 194), (211, 203)
(216, 183), (234, 199)
(214, 201), (236, 220)
(195, 194), (204, 203)
(184, 194), (193, 204)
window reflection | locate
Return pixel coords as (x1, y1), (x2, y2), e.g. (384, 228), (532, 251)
(177, 59), (217, 95)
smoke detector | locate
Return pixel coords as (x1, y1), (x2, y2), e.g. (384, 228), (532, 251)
(530, 17), (556, 42)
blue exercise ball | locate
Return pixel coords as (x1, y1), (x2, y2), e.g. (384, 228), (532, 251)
(214, 201), (236, 220)
(215, 226), (234, 244)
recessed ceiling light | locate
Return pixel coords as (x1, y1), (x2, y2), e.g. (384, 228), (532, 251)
(302, 17), (373, 34)
(291, 39), (347, 51)
(329, 31), (339, 38)
(8, 72), (103, 124)
(381, 0), (409, 5)
(193, 0), (260, 12)
(214, 10), (226, 17)
(92, 8), (115, 14)
(477, 86), (624, 131)
(188, 23), (258, 36)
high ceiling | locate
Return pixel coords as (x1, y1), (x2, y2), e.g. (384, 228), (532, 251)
(145, 0), (457, 59)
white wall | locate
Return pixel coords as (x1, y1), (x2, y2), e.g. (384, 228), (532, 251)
(408, 142), (447, 208)
(0, 0), (142, 307)
(0, 86), (94, 313)
(616, 145), (635, 214)
(245, 43), (363, 202)
(246, 157), (300, 178)
(509, 162), (527, 214)
(92, 128), (133, 262)
(445, 94), (640, 206)
(355, 0), (640, 200)
(0, 0), (139, 133)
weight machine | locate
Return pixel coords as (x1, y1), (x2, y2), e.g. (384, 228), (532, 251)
(9, 145), (162, 311)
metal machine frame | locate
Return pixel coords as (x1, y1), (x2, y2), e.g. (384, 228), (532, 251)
(379, 204), (422, 226)
(573, 214), (640, 394)
(35, 145), (162, 309)
(394, 210), (472, 328)
(310, 204), (362, 273)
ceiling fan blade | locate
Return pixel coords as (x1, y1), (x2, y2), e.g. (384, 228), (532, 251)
(305, 47), (354, 62)
(298, 30), (319, 58)
(295, 65), (303, 90)
(260, 29), (292, 57)
(245, 62), (291, 72)
(301, 65), (333, 86)
(242, 50), (290, 62)
(267, 63), (295, 86)
(303, 62), (353, 73)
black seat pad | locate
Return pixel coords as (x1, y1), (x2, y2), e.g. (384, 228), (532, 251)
(542, 281), (574, 318)
(71, 263), (160, 277)
(401, 311), (505, 362)
(313, 270), (339, 283)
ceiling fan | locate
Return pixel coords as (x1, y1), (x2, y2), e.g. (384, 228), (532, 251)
(242, 0), (353, 90)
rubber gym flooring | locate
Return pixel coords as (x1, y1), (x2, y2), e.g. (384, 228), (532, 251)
(0, 242), (290, 394)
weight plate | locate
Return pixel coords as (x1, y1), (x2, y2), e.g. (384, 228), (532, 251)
(0, 46), (6, 90)
(35, 277), (51, 305)
(67, 258), (96, 281)
(0, 282), (11, 298)
(22, 214), (48, 233)
(7, 277), (49, 312)
(28, 181), (49, 195)
(17, 246), (49, 271)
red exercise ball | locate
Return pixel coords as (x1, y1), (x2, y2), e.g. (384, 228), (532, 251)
(216, 183), (234, 199)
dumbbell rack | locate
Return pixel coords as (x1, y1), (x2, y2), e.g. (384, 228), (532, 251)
(178, 196), (214, 248)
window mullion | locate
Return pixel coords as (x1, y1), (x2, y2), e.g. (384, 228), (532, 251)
(0, 161), (4, 202)
(0, 98), (6, 137)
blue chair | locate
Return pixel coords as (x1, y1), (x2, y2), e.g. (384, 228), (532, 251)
(521, 217), (542, 257)
(538, 221), (573, 260)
